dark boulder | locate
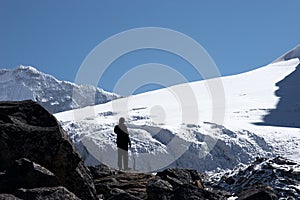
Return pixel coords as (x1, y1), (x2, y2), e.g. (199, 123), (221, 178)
(0, 158), (58, 193)
(147, 168), (227, 200)
(0, 100), (96, 200)
(88, 164), (118, 179)
(172, 184), (227, 200)
(237, 185), (278, 200)
(147, 178), (227, 200)
(147, 177), (173, 200)
(91, 164), (153, 199)
(156, 168), (204, 189)
(14, 186), (80, 200)
(106, 188), (143, 200)
(0, 194), (21, 200)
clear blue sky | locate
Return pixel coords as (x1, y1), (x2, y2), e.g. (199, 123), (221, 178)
(1, 0), (299, 95)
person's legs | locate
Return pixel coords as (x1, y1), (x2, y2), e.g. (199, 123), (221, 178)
(123, 150), (129, 170)
(118, 148), (123, 170)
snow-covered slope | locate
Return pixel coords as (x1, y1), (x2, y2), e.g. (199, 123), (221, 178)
(209, 156), (300, 199)
(0, 66), (120, 113)
(55, 55), (300, 172)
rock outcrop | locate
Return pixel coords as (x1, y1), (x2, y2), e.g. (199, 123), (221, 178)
(88, 164), (229, 200)
(0, 158), (58, 193)
(14, 187), (81, 200)
(89, 164), (153, 200)
(147, 168), (228, 200)
(0, 100), (97, 199)
(237, 185), (278, 200)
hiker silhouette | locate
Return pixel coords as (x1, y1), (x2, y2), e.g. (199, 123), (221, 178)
(114, 117), (131, 170)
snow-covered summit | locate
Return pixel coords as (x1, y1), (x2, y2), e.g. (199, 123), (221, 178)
(273, 44), (300, 63)
(0, 65), (121, 113)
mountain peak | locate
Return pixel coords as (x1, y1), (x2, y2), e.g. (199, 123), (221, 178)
(11, 65), (57, 81)
(13, 65), (42, 75)
(0, 66), (120, 113)
(273, 44), (300, 63)
(17, 65), (39, 71)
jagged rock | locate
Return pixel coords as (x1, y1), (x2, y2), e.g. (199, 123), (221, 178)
(147, 168), (226, 200)
(156, 168), (204, 189)
(146, 177), (173, 200)
(88, 164), (118, 179)
(106, 188), (142, 200)
(0, 194), (21, 200)
(237, 185), (278, 200)
(0, 158), (58, 193)
(14, 186), (80, 200)
(0, 100), (96, 200)
(172, 184), (227, 200)
(93, 167), (154, 199)
(147, 177), (227, 200)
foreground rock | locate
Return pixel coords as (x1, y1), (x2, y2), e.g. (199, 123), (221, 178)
(15, 187), (80, 200)
(89, 164), (229, 200)
(147, 168), (228, 200)
(89, 164), (153, 200)
(0, 158), (58, 193)
(237, 185), (278, 200)
(86, 157), (289, 200)
(0, 100), (97, 199)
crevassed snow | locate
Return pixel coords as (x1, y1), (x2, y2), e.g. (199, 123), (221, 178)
(0, 65), (121, 113)
(55, 58), (300, 172)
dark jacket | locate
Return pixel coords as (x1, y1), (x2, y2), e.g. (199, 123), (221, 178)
(114, 125), (131, 151)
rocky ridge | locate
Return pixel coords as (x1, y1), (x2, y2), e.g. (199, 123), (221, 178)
(0, 100), (97, 199)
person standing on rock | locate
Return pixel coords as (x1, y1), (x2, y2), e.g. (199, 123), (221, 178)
(114, 117), (131, 170)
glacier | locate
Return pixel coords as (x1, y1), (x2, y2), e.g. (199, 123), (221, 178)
(55, 49), (300, 173)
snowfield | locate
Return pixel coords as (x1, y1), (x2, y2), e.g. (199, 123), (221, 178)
(55, 57), (300, 173)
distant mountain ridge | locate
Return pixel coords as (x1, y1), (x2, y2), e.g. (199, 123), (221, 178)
(0, 66), (120, 113)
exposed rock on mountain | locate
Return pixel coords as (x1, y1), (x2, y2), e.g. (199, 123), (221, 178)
(0, 158), (58, 193)
(88, 164), (228, 200)
(147, 168), (228, 200)
(89, 164), (153, 200)
(236, 185), (278, 200)
(14, 187), (81, 200)
(0, 100), (97, 200)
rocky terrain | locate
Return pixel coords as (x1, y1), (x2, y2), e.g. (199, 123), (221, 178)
(0, 100), (96, 199)
(209, 157), (300, 199)
(0, 100), (299, 199)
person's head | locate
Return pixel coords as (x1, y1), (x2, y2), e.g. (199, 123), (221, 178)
(119, 117), (125, 125)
